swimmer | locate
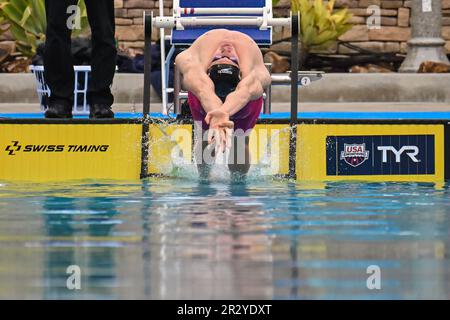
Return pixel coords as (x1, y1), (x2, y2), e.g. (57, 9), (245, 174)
(175, 29), (271, 178)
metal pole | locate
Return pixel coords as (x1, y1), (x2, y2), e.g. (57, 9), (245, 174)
(263, 63), (272, 114)
(179, 7), (265, 15)
(399, 0), (449, 72)
(141, 12), (152, 179)
(153, 17), (291, 28)
(159, 0), (168, 114)
(289, 12), (299, 179)
(143, 13), (152, 116)
(174, 63), (181, 114)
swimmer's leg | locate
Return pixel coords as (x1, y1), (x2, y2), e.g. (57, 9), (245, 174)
(194, 131), (215, 180)
(228, 135), (250, 177)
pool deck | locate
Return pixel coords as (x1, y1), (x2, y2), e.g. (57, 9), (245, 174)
(2, 102), (450, 121)
(1, 102), (450, 115)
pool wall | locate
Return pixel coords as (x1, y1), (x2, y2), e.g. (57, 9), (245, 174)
(0, 118), (449, 182)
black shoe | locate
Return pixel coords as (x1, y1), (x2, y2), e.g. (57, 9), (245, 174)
(45, 103), (73, 119)
(89, 104), (115, 119)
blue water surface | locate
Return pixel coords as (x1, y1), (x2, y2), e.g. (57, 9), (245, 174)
(0, 176), (449, 300)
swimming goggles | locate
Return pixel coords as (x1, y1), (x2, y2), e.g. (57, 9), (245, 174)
(212, 55), (239, 66)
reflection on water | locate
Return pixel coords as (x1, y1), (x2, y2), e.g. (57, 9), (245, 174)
(0, 178), (449, 299)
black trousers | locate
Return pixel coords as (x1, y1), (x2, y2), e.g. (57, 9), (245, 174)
(44, 0), (116, 106)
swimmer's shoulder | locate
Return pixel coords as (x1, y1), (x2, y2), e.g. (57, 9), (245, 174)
(176, 48), (199, 69)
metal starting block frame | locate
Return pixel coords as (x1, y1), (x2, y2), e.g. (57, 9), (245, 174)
(143, 0), (323, 118)
(142, 1), (324, 178)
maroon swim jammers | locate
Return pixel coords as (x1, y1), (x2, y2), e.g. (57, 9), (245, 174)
(188, 92), (263, 132)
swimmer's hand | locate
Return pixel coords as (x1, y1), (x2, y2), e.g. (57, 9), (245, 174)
(205, 109), (234, 153)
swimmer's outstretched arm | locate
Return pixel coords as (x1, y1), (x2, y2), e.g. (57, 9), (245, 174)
(175, 53), (223, 113)
(220, 69), (271, 116)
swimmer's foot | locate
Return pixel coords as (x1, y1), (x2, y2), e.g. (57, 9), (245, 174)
(89, 104), (115, 119)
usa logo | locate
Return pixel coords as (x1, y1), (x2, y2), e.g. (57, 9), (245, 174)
(340, 143), (370, 167)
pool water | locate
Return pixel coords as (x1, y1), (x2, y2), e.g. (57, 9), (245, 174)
(0, 174), (449, 299)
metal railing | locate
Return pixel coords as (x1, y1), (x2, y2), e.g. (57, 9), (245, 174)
(145, 0), (292, 115)
(30, 65), (91, 115)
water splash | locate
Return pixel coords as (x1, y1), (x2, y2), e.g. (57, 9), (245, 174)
(147, 120), (298, 182)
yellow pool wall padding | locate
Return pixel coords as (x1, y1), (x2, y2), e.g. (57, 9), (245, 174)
(297, 124), (445, 182)
(0, 122), (446, 182)
(0, 124), (142, 181)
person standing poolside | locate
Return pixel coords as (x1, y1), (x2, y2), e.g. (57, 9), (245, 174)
(175, 29), (271, 178)
(44, 0), (116, 119)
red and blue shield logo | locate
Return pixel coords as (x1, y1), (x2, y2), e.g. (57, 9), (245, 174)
(340, 143), (370, 167)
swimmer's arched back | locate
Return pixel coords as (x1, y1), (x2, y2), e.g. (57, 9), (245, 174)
(181, 29), (267, 77)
